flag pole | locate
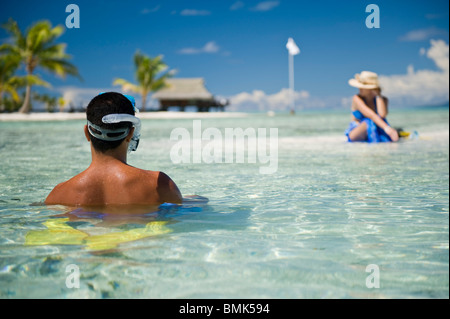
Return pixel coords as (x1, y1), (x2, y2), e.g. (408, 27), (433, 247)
(289, 51), (295, 114)
(286, 37), (299, 115)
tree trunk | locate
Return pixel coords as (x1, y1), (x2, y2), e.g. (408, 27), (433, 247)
(0, 91), (4, 112)
(141, 93), (147, 112)
(18, 85), (31, 114)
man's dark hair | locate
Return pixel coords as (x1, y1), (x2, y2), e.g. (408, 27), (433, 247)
(86, 92), (135, 152)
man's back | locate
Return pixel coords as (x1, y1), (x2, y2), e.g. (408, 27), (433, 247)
(45, 159), (182, 206)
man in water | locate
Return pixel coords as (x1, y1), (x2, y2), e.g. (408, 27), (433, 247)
(45, 92), (182, 206)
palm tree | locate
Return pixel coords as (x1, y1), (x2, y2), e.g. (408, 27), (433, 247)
(0, 18), (81, 113)
(113, 51), (175, 111)
(0, 54), (21, 111)
(0, 54), (51, 112)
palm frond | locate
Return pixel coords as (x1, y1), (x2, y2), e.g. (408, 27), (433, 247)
(1, 18), (26, 48)
(10, 74), (51, 88)
(39, 58), (81, 80)
(113, 78), (141, 94)
(114, 51), (174, 110)
(0, 54), (21, 77)
(2, 84), (21, 102)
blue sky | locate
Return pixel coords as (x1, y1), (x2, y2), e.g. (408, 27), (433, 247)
(1, 0), (449, 111)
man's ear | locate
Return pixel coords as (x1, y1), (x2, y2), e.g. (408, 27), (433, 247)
(126, 127), (135, 142)
(84, 125), (91, 141)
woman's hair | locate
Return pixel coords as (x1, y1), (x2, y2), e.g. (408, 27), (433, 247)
(86, 92), (135, 152)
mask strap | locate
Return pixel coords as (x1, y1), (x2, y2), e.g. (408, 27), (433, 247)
(87, 120), (130, 141)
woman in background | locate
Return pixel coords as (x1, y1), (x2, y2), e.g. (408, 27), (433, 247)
(345, 71), (399, 143)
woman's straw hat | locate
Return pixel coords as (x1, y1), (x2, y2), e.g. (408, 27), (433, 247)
(348, 71), (380, 89)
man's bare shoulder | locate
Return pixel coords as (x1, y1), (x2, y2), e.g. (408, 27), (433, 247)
(133, 169), (179, 192)
(113, 167), (182, 204)
(154, 171), (183, 204)
(128, 167), (173, 181)
(124, 166), (159, 185)
(44, 172), (87, 205)
(44, 179), (72, 205)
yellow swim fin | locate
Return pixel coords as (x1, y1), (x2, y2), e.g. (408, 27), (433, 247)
(25, 218), (88, 246)
(84, 221), (172, 251)
(25, 218), (172, 251)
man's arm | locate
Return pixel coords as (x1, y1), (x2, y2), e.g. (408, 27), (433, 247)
(156, 172), (182, 204)
(44, 182), (66, 205)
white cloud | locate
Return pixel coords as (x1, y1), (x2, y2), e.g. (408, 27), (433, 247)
(230, 1), (245, 11)
(203, 42), (220, 53)
(426, 39), (449, 72)
(399, 27), (448, 42)
(251, 1), (280, 12)
(180, 9), (211, 16)
(425, 13), (445, 20)
(141, 6), (160, 14)
(378, 40), (449, 106)
(228, 88), (311, 112)
(178, 41), (220, 55)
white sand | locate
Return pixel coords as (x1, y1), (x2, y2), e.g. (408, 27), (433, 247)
(0, 111), (249, 122)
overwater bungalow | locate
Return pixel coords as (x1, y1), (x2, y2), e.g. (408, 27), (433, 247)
(152, 78), (228, 112)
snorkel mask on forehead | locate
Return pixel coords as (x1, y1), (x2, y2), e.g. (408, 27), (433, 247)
(87, 93), (141, 152)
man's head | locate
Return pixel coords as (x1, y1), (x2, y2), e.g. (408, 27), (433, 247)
(86, 92), (135, 152)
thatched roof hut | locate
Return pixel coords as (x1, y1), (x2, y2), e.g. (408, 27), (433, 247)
(152, 78), (228, 112)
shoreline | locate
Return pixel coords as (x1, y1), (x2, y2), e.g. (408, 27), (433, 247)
(0, 111), (249, 122)
(1, 105), (448, 122)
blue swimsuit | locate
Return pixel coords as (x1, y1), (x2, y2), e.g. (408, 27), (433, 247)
(345, 98), (392, 143)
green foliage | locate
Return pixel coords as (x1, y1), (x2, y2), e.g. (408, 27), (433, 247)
(113, 51), (175, 111)
(32, 92), (58, 112)
(0, 18), (81, 113)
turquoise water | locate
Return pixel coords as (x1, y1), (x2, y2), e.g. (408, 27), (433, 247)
(0, 107), (448, 298)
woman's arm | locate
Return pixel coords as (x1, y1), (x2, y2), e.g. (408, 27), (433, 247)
(353, 95), (398, 141)
(353, 95), (388, 129)
(376, 95), (388, 118)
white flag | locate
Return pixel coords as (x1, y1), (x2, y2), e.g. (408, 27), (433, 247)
(286, 37), (300, 55)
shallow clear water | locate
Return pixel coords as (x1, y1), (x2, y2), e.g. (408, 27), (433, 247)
(0, 107), (448, 298)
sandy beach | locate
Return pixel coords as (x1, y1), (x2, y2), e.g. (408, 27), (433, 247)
(0, 111), (249, 122)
